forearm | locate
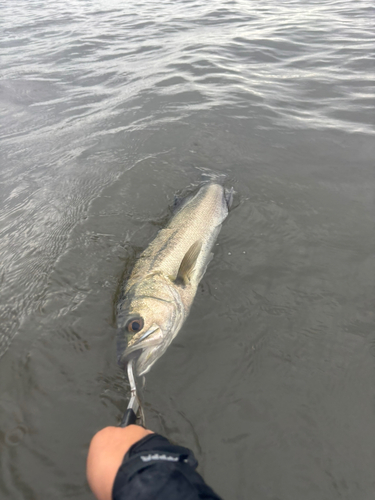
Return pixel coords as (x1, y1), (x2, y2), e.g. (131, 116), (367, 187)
(112, 433), (222, 500)
(86, 426), (222, 500)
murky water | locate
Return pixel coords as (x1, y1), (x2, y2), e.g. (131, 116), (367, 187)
(1, 0), (374, 498)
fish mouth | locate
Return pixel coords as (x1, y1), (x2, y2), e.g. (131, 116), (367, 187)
(134, 344), (165, 376)
(117, 325), (163, 374)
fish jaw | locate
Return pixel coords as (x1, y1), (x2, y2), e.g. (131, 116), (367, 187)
(135, 341), (170, 375)
(117, 317), (184, 375)
(117, 275), (186, 375)
(117, 324), (163, 372)
(133, 309), (185, 375)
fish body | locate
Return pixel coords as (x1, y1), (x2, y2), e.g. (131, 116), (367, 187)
(117, 183), (232, 376)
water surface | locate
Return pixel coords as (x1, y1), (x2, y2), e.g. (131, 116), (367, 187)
(0, 0), (374, 499)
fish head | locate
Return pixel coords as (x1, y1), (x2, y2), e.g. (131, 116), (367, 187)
(117, 280), (183, 375)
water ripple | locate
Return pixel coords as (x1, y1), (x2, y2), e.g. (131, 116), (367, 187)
(0, 1), (374, 498)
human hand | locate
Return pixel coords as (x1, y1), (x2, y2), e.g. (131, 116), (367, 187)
(86, 425), (153, 500)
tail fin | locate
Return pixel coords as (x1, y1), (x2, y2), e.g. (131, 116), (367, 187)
(224, 187), (234, 209)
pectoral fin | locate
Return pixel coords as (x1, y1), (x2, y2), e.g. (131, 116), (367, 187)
(175, 240), (202, 285)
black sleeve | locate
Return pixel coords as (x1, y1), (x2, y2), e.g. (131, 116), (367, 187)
(112, 433), (223, 500)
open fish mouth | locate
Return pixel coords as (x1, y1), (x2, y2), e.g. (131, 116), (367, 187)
(134, 345), (165, 376)
(117, 325), (163, 373)
(118, 343), (164, 376)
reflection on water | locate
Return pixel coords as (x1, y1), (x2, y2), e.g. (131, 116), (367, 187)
(0, 0), (374, 498)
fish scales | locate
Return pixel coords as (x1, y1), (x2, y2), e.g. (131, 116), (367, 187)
(117, 183), (232, 376)
(132, 185), (224, 278)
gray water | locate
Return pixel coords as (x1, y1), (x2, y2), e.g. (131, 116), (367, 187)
(1, 0), (374, 498)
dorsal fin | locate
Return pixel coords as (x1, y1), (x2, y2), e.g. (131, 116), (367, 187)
(175, 240), (202, 285)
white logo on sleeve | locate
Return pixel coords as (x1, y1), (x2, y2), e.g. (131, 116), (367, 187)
(140, 454), (179, 462)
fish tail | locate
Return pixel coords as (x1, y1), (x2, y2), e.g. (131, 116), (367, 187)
(224, 187), (234, 209)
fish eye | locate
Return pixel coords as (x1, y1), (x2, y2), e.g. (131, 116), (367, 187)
(127, 317), (144, 333)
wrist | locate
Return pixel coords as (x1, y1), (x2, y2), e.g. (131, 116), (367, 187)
(87, 425), (153, 500)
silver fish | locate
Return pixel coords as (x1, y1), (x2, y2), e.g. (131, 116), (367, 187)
(117, 183), (232, 376)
